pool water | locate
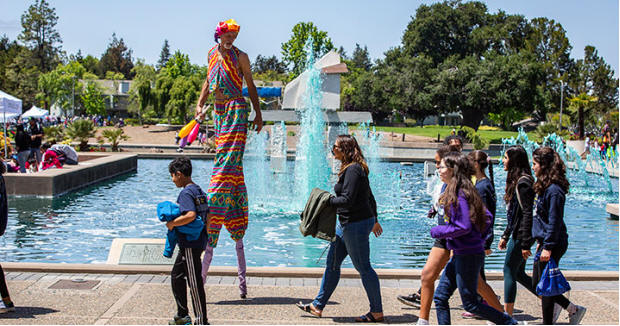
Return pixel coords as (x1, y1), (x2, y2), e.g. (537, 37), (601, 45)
(1, 159), (617, 271)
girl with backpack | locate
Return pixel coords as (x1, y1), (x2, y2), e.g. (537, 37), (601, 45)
(531, 147), (587, 324)
(497, 146), (537, 317)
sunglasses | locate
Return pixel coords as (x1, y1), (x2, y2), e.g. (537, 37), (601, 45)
(331, 144), (339, 155)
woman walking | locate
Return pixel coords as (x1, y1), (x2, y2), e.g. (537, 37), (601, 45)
(531, 147), (587, 325)
(431, 152), (519, 325)
(297, 135), (384, 322)
(497, 146), (538, 317)
(0, 163), (13, 313)
(194, 18), (263, 298)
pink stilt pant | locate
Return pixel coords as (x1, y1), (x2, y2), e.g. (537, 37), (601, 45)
(201, 238), (247, 295)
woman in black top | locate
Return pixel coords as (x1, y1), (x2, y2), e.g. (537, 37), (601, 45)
(297, 135), (383, 322)
(14, 124), (30, 173)
(531, 147), (586, 325)
(497, 145), (537, 316)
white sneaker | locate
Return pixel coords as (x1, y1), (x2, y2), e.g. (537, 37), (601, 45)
(568, 305), (587, 325)
(416, 318), (429, 325)
(553, 303), (562, 323)
(517, 321), (528, 325)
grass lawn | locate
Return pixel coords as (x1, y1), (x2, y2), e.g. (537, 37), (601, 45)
(373, 125), (540, 144)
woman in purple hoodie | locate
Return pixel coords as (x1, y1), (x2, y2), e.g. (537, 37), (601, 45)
(431, 153), (519, 325)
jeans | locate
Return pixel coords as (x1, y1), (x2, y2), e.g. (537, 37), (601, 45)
(434, 254), (517, 325)
(30, 147), (42, 164)
(503, 238), (536, 303)
(313, 217), (382, 313)
(17, 150), (30, 173)
(532, 241), (570, 325)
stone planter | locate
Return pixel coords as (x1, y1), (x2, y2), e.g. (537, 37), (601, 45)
(566, 140), (585, 154)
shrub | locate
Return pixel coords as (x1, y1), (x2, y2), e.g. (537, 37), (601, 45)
(43, 125), (65, 144)
(102, 128), (130, 151)
(65, 119), (96, 151)
(460, 126), (489, 150)
(535, 123), (569, 139)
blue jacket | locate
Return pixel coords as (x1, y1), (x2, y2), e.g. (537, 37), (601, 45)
(157, 201), (205, 258)
(532, 183), (568, 250)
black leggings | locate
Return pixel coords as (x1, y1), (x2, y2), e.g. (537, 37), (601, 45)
(532, 243), (571, 325)
(0, 264), (9, 299)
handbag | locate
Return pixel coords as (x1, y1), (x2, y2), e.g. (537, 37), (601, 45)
(536, 257), (571, 296)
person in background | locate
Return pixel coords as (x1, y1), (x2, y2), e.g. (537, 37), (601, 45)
(26, 118), (43, 167)
(444, 135), (463, 152)
(296, 135), (383, 322)
(531, 147), (587, 325)
(50, 143), (79, 165)
(497, 146), (539, 317)
(431, 152), (519, 325)
(39, 143), (63, 171)
(14, 125), (30, 173)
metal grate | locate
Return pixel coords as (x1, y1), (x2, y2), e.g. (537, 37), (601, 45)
(48, 279), (100, 290)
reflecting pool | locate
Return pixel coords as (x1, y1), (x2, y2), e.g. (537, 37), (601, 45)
(1, 159), (617, 271)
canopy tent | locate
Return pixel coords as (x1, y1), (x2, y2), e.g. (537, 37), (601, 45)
(21, 105), (49, 119)
(0, 90), (22, 157)
(0, 113), (20, 123)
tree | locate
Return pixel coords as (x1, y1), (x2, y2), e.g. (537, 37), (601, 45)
(571, 46), (618, 119)
(350, 44), (372, 71)
(0, 36), (25, 94)
(129, 61), (156, 123)
(166, 76), (200, 124)
(36, 62), (84, 112)
(98, 33), (134, 79)
(5, 48), (40, 109)
(18, 0), (62, 73)
(281, 22), (334, 78)
(65, 119), (96, 151)
(81, 81), (106, 116)
(157, 39), (171, 71)
(568, 93), (598, 139)
(252, 55), (286, 74)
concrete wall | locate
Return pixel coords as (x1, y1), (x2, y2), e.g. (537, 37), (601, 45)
(4, 153), (137, 197)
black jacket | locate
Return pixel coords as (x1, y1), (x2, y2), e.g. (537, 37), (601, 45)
(0, 176), (7, 236)
(501, 175), (535, 250)
(15, 131), (30, 152)
(330, 163), (377, 225)
(300, 188), (337, 241)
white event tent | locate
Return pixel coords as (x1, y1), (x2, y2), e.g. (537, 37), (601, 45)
(21, 105), (49, 119)
(0, 90), (22, 157)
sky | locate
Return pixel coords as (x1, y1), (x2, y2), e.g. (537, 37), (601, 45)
(0, 0), (618, 76)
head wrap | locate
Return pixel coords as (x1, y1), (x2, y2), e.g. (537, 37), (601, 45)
(214, 19), (240, 43)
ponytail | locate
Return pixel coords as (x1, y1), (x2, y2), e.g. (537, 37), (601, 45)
(487, 157), (494, 188)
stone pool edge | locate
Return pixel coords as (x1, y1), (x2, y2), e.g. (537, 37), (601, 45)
(1, 262), (617, 281)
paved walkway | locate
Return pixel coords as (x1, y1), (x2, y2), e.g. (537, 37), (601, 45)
(1, 271), (617, 324)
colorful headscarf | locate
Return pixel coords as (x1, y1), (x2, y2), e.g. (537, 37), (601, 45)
(214, 19), (240, 42)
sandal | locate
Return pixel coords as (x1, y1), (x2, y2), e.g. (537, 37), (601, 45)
(296, 301), (322, 317)
(355, 312), (385, 323)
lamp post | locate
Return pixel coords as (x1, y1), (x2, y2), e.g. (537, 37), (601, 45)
(71, 75), (76, 119)
(559, 80), (564, 130)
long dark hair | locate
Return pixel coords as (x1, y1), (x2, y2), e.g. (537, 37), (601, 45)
(335, 135), (369, 176)
(439, 152), (487, 232)
(533, 147), (570, 195)
(504, 146), (532, 203)
(468, 150), (494, 186)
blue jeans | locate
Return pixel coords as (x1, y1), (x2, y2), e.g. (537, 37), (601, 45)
(312, 217), (382, 313)
(434, 254), (517, 325)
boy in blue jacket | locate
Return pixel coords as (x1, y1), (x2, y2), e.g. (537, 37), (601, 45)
(168, 157), (209, 325)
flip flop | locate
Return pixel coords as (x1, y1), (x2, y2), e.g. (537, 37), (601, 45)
(355, 312), (385, 323)
(296, 301), (322, 318)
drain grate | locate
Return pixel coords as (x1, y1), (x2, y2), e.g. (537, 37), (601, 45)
(48, 279), (100, 290)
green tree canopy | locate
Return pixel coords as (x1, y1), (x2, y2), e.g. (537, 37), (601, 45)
(81, 81), (106, 116)
(18, 0), (62, 73)
(157, 39), (171, 71)
(252, 55), (286, 74)
(129, 61), (157, 123)
(281, 22), (334, 78)
(98, 33), (134, 79)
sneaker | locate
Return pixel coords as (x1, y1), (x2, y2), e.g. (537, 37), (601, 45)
(169, 316), (192, 325)
(517, 321), (528, 325)
(0, 300), (15, 313)
(553, 303), (562, 324)
(462, 311), (484, 319)
(397, 293), (421, 308)
(416, 318), (429, 325)
(568, 305), (587, 325)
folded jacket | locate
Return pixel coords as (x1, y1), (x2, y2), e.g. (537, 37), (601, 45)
(157, 201), (205, 257)
(300, 188), (337, 241)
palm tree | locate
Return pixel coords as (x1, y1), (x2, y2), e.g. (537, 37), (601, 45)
(65, 119), (96, 151)
(568, 93), (598, 139)
(102, 128), (130, 152)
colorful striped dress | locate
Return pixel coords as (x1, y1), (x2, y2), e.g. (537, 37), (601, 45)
(206, 44), (249, 248)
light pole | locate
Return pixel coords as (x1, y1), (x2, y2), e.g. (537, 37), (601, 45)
(71, 75), (76, 119)
(559, 80), (564, 130)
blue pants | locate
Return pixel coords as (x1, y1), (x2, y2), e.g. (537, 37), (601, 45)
(312, 217), (382, 313)
(434, 254), (517, 325)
